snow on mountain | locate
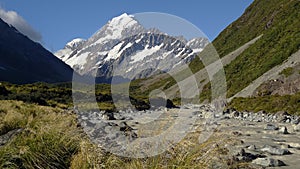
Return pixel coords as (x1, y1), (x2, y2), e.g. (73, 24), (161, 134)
(93, 13), (138, 44)
(55, 48), (73, 62)
(187, 38), (208, 53)
(130, 44), (163, 63)
(93, 32), (209, 80)
(66, 38), (86, 49)
(55, 38), (86, 62)
(54, 13), (209, 81)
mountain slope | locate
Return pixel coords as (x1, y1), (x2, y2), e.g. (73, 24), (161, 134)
(187, 0), (300, 113)
(0, 18), (74, 84)
(131, 0), (299, 111)
(207, 0), (300, 97)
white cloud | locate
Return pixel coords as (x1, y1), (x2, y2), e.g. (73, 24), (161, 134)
(0, 7), (42, 43)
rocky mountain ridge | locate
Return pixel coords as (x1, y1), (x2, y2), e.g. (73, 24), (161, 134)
(55, 13), (209, 81)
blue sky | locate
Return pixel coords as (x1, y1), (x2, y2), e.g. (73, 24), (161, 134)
(0, 0), (253, 52)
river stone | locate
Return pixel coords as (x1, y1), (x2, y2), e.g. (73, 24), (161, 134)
(294, 124), (300, 132)
(261, 145), (291, 155)
(247, 144), (257, 150)
(278, 126), (289, 134)
(252, 158), (285, 167)
(0, 128), (23, 146)
(264, 124), (279, 130)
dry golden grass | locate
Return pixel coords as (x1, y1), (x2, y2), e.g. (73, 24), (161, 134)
(0, 100), (252, 168)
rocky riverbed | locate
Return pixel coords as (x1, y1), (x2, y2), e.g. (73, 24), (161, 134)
(76, 104), (300, 168)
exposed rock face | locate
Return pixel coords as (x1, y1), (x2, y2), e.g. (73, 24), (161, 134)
(254, 63), (300, 96)
(234, 148), (264, 162)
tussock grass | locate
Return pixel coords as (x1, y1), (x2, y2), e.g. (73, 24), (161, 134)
(71, 122), (250, 169)
(0, 100), (252, 168)
(0, 100), (82, 168)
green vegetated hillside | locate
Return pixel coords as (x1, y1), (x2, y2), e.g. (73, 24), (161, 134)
(228, 92), (300, 115)
(199, 0), (300, 94)
(213, 0), (300, 97)
(213, 0), (300, 114)
(133, 0), (300, 114)
(229, 61), (300, 114)
(134, 0), (300, 114)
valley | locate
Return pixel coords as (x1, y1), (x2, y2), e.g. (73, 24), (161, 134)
(0, 0), (299, 168)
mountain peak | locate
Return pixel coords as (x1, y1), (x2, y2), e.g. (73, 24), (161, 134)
(108, 13), (137, 29)
(55, 13), (209, 81)
(111, 13), (134, 20)
(66, 38), (86, 49)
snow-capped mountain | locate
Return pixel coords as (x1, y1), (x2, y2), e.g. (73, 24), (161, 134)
(55, 13), (209, 81)
(55, 38), (86, 63)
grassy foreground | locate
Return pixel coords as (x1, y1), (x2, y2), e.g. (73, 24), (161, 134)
(0, 100), (254, 168)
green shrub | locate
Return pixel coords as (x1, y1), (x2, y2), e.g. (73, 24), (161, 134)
(228, 92), (300, 115)
(279, 67), (294, 77)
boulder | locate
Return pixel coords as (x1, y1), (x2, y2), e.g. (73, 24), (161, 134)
(0, 128), (23, 146)
(264, 124), (279, 130)
(149, 97), (176, 109)
(261, 145), (291, 155)
(232, 111), (240, 118)
(294, 124), (300, 132)
(247, 144), (257, 150)
(232, 131), (242, 136)
(275, 111), (290, 123)
(223, 108), (235, 115)
(272, 138), (286, 142)
(278, 126), (289, 134)
(252, 158), (285, 167)
(102, 112), (116, 120)
(234, 148), (263, 162)
(291, 117), (299, 124)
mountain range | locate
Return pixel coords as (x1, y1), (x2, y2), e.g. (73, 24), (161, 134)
(55, 13), (209, 81)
